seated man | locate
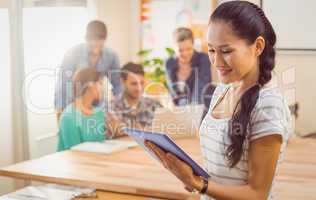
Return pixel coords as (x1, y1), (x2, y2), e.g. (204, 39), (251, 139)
(107, 62), (162, 138)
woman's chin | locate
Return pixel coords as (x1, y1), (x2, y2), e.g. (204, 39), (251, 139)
(219, 76), (233, 84)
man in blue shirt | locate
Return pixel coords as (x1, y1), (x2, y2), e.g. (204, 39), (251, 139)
(55, 20), (122, 121)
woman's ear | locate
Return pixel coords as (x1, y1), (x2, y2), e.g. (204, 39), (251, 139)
(254, 36), (265, 57)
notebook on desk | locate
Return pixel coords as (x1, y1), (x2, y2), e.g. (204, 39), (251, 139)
(124, 128), (210, 179)
(0, 184), (96, 200)
(71, 140), (138, 154)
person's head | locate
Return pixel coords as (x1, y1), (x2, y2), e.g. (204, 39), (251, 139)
(120, 62), (145, 100)
(73, 68), (104, 105)
(173, 27), (195, 63)
(207, 1), (276, 167)
(85, 20), (107, 55)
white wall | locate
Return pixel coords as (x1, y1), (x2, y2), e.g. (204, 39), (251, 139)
(94, 0), (140, 65)
(263, 0), (316, 50)
(0, 5), (15, 195)
(275, 52), (316, 135)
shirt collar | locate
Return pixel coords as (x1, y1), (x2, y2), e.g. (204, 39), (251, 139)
(84, 44), (105, 62)
(119, 94), (144, 110)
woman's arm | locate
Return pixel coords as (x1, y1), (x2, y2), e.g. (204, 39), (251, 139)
(201, 134), (282, 200)
(58, 115), (81, 151)
(146, 134), (282, 200)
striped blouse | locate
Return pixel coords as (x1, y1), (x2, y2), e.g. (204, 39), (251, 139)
(199, 84), (292, 200)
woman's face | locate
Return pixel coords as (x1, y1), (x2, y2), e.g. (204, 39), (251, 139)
(89, 79), (104, 104)
(207, 21), (261, 84)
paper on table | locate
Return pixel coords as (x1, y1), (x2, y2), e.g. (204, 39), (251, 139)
(71, 140), (138, 154)
(0, 184), (96, 200)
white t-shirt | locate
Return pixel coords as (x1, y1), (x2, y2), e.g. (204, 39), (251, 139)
(199, 84), (292, 200)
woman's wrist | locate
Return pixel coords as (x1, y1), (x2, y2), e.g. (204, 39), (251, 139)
(192, 175), (204, 192)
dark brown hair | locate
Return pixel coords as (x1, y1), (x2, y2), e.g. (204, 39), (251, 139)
(173, 27), (194, 43)
(86, 20), (107, 40)
(120, 62), (145, 80)
(210, 1), (276, 167)
(73, 68), (102, 98)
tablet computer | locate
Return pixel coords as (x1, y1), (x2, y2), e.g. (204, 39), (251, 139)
(124, 128), (210, 179)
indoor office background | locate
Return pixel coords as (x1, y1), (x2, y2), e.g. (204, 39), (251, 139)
(0, 0), (316, 197)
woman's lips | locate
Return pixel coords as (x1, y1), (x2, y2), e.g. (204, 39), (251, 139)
(217, 68), (233, 76)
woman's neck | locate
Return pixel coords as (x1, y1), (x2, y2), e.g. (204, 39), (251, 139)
(74, 95), (94, 116)
(232, 64), (260, 94)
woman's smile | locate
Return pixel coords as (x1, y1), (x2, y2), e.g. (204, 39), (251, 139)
(217, 67), (233, 76)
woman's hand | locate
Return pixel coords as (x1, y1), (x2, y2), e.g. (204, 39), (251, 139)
(145, 141), (203, 192)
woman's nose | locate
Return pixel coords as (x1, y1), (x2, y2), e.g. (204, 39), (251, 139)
(212, 52), (225, 68)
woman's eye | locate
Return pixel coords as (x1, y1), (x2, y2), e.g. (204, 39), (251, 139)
(208, 49), (215, 53)
(222, 50), (233, 54)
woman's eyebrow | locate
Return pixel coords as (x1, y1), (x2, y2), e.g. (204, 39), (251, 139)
(207, 43), (231, 48)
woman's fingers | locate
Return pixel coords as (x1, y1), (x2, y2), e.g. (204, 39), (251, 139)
(144, 143), (197, 191)
(166, 152), (184, 171)
(145, 141), (170, 169)
(184, 185), (194, 193)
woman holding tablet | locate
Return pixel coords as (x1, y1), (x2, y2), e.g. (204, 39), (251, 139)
(146, 1), (292, 199)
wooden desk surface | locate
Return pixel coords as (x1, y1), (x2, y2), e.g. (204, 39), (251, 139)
(0, 138), (316, 200)
(0, 138), (200, 200)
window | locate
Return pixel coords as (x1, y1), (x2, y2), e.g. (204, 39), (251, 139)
(22, 5), (90, 158)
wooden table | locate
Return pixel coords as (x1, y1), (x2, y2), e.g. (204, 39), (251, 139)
(274, 138), (316, 200)
(0, 138), (316, 200)
(0, 138), (201, 200)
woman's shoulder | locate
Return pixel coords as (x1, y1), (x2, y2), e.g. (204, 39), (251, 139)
(248, 84), (290, 117)
(60, 104), (78, 122)
(248, 85), (293, 142)
(257, 86), (285, 108)
(255, 86), (291, 121)
(60, 104), (76, 116)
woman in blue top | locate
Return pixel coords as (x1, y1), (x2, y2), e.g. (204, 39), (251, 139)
(166, 27), (212, 106)
(58, 67), (106, 151)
